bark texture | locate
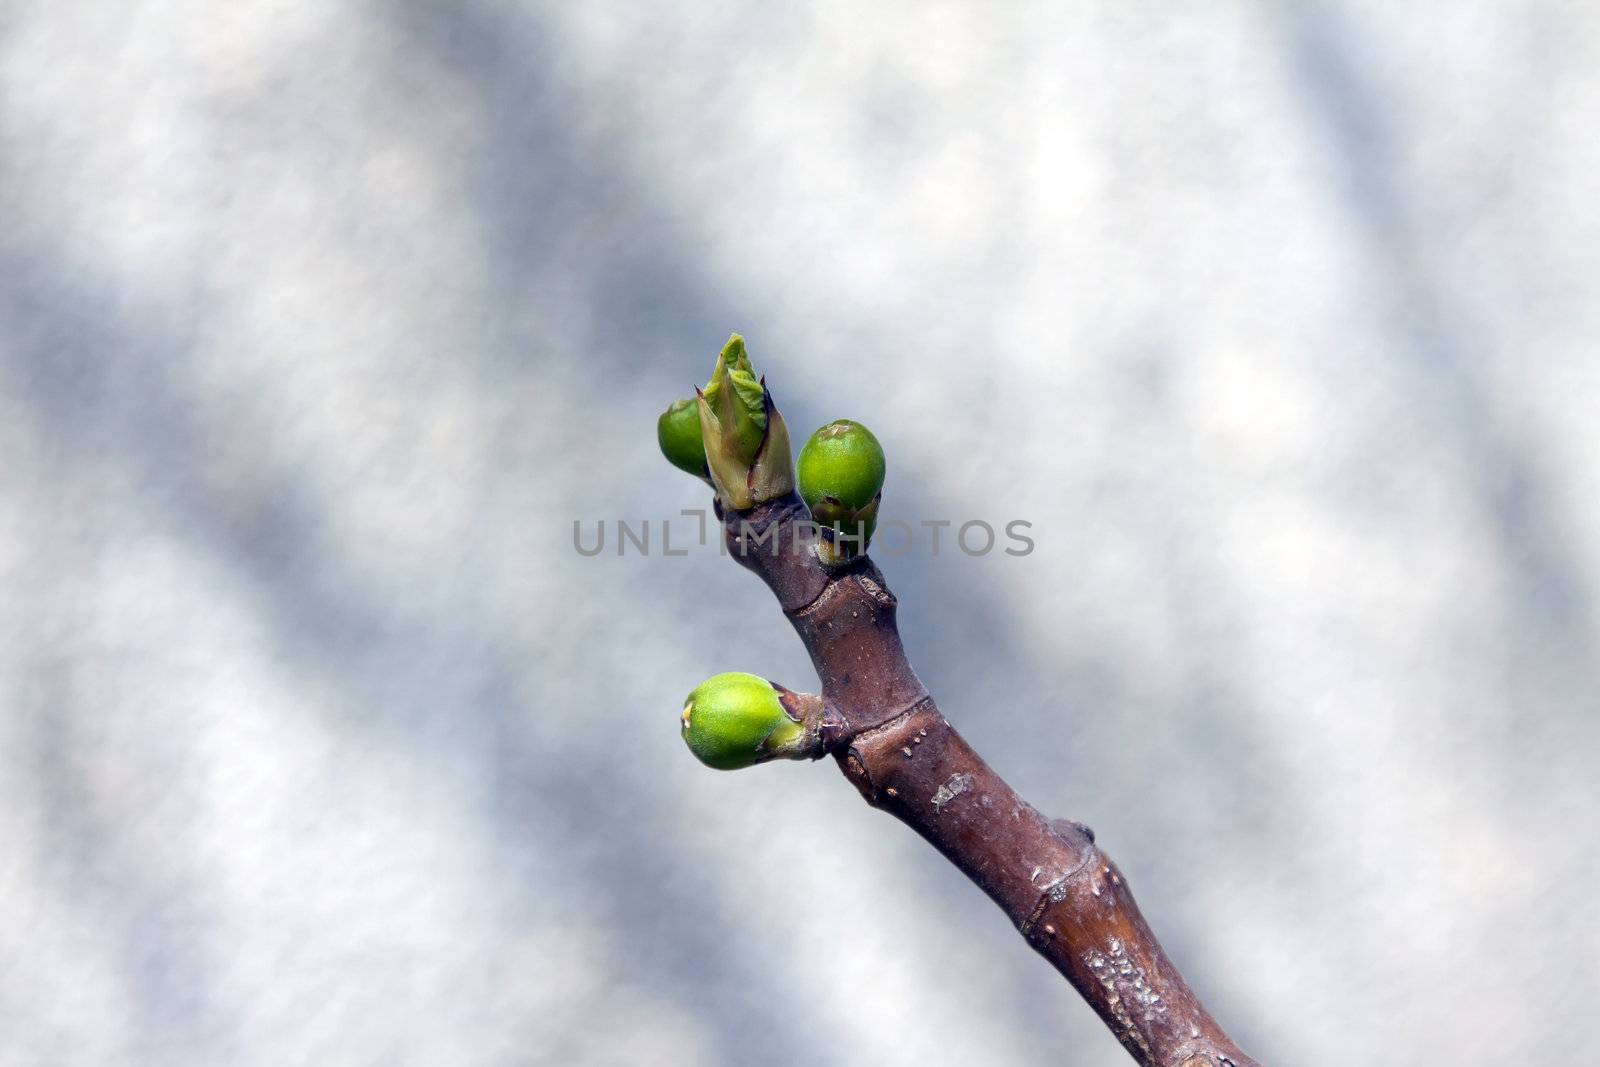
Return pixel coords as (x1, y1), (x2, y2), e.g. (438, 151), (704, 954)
(724, 494), (1262, 1067)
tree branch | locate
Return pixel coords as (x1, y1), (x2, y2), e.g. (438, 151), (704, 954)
(723, 494), (1262, 1067)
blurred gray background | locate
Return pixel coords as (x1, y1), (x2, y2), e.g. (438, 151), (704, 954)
(2, 3), (1597, 1065)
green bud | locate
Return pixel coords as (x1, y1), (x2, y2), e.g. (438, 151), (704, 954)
(680, 671), (806, 771)
(657, 397), (711, 479)
(699, 335), (766, 459)
(696, 334), (795, 510)
(796, 420), (886, 563)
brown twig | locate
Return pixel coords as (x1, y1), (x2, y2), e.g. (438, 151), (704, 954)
(722, 494), (1263, 1067)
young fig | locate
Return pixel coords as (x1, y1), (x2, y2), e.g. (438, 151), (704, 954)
(657, 396), (711, 480)
(796, 419), (886, 564)
(679, 672), (807, 771)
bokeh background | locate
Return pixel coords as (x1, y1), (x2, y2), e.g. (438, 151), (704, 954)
(3, 3), (1597, 1065)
